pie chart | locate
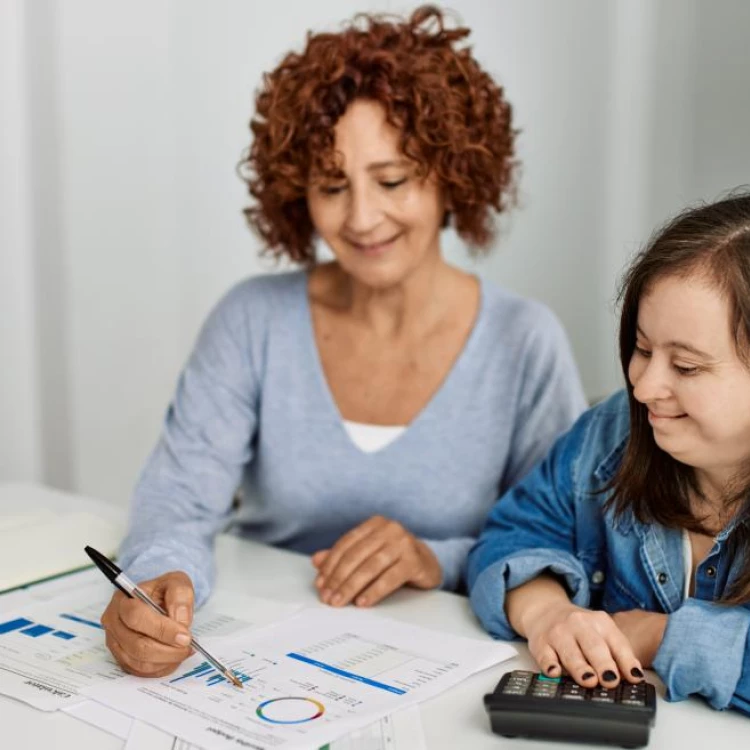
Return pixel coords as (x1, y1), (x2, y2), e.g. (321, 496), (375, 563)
(256, 697), (325, 724)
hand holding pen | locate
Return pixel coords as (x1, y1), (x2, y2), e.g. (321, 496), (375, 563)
(89, 547), (242, 688)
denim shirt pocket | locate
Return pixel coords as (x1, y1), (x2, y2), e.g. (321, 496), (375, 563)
(575, 549), (647, 612)
(600, 515), (650, 612)
(576, 549), (607, 609)
(602, 574), (648, 612)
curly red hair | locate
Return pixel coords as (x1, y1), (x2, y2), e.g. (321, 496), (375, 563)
(241, 5), (517, 263)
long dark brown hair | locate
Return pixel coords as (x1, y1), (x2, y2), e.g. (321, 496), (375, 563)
(607, 190), (750, 604)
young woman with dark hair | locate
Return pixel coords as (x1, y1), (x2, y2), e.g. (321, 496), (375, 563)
(469, 190), (750, 715)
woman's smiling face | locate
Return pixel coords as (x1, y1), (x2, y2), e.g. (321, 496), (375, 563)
(628, 271), (750, 486)
(306, 99), (446, 289)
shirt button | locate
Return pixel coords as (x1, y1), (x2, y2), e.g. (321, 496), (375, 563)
(591, 571), (605, 584)
(706, 566), (717, 578)
(657, 572), (668, 584)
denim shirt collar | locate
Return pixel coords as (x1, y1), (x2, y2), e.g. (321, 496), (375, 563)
(592, 435), (636, 536)
(592, 435), (628, 486)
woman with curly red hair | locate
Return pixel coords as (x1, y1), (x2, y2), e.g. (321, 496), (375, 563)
(103, 6), (585, 677)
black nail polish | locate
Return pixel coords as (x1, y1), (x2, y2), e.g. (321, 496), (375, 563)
(631, 667), (644, 679)
(546, 665), (558, 674)
(602, 670), (618, 682)
(581, 671), (595, 680)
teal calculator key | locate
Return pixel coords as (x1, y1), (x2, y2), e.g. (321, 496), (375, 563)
(537, 674), (561, 682)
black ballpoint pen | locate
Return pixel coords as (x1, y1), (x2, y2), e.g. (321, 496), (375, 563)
(84, 545), (243, 689)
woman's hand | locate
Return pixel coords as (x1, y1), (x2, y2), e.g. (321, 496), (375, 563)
(506, 575), (645, 689)
(611, 609), (668, 668)
(100, 571), (195, 677)
(311, 516), (442, 607)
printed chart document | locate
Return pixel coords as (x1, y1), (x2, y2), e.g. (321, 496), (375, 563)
(0, 594), (122, 710)
(124, 705), (426, 750)
(0, 590), (301, 711)
(84, 607), (514, 750)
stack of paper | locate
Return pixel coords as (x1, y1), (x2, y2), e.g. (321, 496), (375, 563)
(0, 581), (516, 749)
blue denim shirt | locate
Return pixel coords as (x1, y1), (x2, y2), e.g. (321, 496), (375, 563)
(467, 389), (750, 716)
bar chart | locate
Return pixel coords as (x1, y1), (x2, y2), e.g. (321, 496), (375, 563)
(0, 616), (77, 641)
(0, 597), (125, 711)
(170, 660), (252, 688)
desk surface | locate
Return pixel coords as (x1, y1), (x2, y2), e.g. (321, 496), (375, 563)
(1, 482), (748, 749)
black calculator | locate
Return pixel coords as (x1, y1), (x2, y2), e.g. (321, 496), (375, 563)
(484, 670), (656, 748)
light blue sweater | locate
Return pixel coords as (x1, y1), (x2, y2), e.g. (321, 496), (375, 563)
(119, 271), (586, 605)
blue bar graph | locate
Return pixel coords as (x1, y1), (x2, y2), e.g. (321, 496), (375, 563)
(0, 617), (77, 641)
(170, 661), (214, 682)
(21, 625), (55, 638)
(169, 661), (251, 687)
(0, 618), (34, 635)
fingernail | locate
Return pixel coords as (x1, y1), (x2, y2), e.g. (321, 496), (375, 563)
(314, 577), (323, 588)
(631, 667), (644, 679)
(356, 596), (367, 607)
(602, 670), (618, 682)
(175, 606), (189, 624)
(546, 664), (558, 675)
(331, 593), (342, 606)
(581, 671), (595, 680)
(321, 589), (331, 603)
(175, 633), (191, 647)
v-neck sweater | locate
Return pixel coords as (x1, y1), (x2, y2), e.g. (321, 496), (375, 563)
(119, 270), (586, 604)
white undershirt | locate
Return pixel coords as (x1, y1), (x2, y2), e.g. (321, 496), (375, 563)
(342, 420), (407, 454)
(682, 528), (691, 600)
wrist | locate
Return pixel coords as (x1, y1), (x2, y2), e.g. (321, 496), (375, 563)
(415, 540), (443, 589)
(506, 575), (573, 638)
(645, 612), (668, 666)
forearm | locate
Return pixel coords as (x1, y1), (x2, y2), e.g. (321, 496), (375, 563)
(119, 514), (226, 608)
(506, 573), (572, 637)
(120, 478), (235, 607)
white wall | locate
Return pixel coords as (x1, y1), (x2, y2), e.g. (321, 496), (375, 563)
(0, 0), (41, 482)
(3, 0), (750, 505)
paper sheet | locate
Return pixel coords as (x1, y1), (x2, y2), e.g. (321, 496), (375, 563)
(0, 589), (301, 711)
(0, 593), (124, 710)
(123, 705), (425, 750)
(84, 607), (514, 750)
(64, 698), (135, 740)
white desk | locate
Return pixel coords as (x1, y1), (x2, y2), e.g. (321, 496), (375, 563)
(1, 483), (748, 749)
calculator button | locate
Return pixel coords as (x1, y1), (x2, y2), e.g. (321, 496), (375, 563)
(621, 698), (646, 706)
(561, 693), (585, 700)
(590, 688), (616, 703)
